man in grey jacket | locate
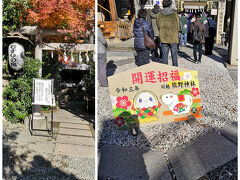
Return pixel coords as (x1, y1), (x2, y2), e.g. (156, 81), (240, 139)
(98, 27), (108, 87)
(149, 4), (162, 59)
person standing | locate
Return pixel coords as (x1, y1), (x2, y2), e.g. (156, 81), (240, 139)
(205, 15), (217, 55)
(157, 0), (179, 66)
(180, 13), (189, 47)
(190, 14), (206, 64)
(133, 9), (154, 66)
(149, 4), (161, 60)
(98, 27), (108, 87)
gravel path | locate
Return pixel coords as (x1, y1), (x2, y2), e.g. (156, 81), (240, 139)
(98, 46), (238, 153)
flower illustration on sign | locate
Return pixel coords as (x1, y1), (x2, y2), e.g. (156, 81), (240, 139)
(191, 87), (200, 97)
(114, 117), (125, 127)
(116, 96), (131, 109)
(183, 72), (192, 81)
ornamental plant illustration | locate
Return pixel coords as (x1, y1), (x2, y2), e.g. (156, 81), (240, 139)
(112, 95), (133, 130)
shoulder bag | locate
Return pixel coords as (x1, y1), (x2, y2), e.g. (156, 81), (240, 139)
(139, 20), (156, 50)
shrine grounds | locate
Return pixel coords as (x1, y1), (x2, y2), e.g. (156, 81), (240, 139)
(3, 108), (95, 180)
(98, 39), (238, 179)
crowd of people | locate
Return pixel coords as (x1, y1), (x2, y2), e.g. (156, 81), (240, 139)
(133, 0), (217, 67)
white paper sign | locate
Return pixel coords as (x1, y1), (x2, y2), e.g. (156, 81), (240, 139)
(211, 9), (217, 15)
(8, 42), (25, 70)
(33, 79), (54, 106)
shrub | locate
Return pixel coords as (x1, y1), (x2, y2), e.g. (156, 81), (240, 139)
(3, 57), (42, 123)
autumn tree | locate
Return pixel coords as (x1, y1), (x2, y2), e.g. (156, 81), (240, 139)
(25, 0), (95, 40)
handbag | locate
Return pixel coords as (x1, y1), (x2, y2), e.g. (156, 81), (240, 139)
(139, 20), (156, 50)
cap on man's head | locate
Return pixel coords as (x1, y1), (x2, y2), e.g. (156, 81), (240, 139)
(195, 14), (201, 19)
(162, 0), (172, 8)
(154, 4), (160, 9)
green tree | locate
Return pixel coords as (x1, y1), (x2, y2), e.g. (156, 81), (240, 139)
(3, 57), (42, 123)
(3, 0), (30, 35)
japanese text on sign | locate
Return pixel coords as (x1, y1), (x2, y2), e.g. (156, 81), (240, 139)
(33, 79), (53, 106)
(115, 86), (140, 94)
(132, 70), (181, 84)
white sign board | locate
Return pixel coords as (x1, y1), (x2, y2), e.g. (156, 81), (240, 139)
(8, 42), (25, 70)
(211, 9), (217, 15)
(33, 79), (54, 106)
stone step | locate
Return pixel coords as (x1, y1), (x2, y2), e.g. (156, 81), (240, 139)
(59, 123), (90, 130)
(219, 122), (237, 144)
(56, 135), (94, 146)
(98, 144), (171, 180)
(58, 128), (92, 137)
(54, 143), (94, 158)
(168, 131), (237, 180)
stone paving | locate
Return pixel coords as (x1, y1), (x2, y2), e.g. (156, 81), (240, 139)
(44, 109), (95, 158)
(3, 108), (95, 179)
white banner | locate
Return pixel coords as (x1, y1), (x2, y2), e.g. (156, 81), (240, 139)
(33, 79), (54, 106)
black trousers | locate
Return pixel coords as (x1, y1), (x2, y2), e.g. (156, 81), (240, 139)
(205, 37), (214, 55)
(136, 49), (150, 66)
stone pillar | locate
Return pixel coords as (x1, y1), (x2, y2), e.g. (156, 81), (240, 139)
(216, 0), (226, 44)
(35, 43), (42, 75)
(32, 43), (46, 130)
(228, 0), (238, 65)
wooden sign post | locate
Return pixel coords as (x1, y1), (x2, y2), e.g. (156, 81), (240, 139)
(31, 78), (54, 136)
(108, 62), (203, 130)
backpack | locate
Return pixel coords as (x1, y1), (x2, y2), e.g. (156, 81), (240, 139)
(193, 23), (203, 43)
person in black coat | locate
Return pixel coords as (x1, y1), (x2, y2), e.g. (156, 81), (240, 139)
(133, 9), (154, 66)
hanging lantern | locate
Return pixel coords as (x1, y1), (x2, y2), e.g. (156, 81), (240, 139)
(8, 42), (25, 71)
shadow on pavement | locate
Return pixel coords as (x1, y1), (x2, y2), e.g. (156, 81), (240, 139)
(177, 44), (229, 65)
(98, 118), (151, 180)
(62, 105), (95, 126)
(178, 51), (196, 63)
(107, 60), (117, 77)
(3, 130), (78, 179)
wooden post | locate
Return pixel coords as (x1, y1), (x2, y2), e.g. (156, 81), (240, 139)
(108, 0), (118, 22)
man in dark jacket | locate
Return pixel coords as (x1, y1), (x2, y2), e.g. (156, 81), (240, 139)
(190, 14), (206, 64)
(133, 9), (154, 66)
(204, 15), (216, 55)
(157, 0), (179, 66)
(149, 4), (162, 59)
